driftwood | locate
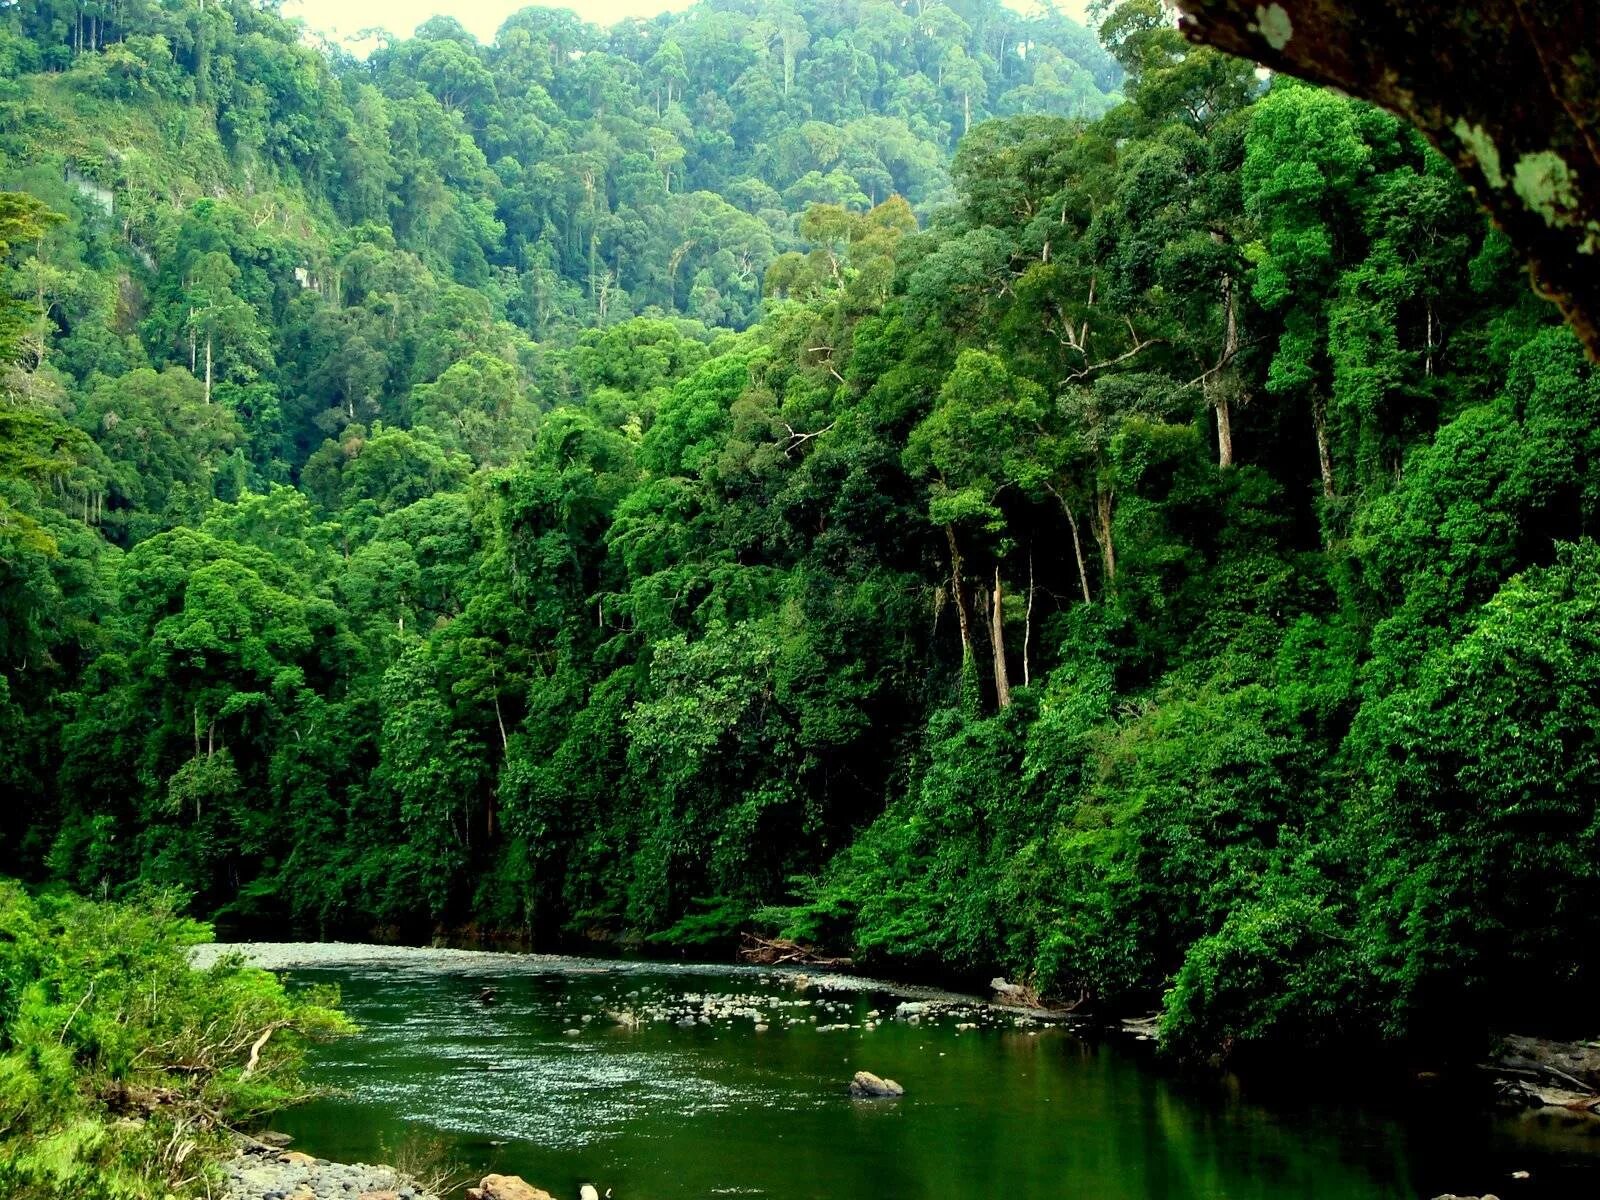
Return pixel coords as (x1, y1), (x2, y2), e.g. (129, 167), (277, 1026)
(1171, 1), (1600, 361)
(737, 932), (853, 968)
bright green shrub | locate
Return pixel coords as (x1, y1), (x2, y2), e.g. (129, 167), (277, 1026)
(0, 881), (351, 1199)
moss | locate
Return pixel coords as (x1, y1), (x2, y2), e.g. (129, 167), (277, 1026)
(1255, 4), (1294, 52)
(1512, 149), (1581, 227)
(1451, 120), (1506, 190)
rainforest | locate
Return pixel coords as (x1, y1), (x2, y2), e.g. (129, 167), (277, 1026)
(3, 0), (1600, 1167)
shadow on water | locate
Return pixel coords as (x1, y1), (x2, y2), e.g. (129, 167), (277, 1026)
(272, 961), (1600, 1200)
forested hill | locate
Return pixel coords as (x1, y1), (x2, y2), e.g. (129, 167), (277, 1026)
(5, 0), (1600, 1062)
(1, 0), (1115, 343)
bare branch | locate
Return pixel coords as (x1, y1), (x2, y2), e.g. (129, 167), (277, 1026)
(241, 1022), (287, 1077)
(1062, 331), (1168, 384)
(775, 420), (837, 456)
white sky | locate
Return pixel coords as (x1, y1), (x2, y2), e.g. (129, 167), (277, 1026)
(283, 0), (1095, 48)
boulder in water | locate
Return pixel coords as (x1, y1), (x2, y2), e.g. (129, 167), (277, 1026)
(849, 1070), (905, 1098)
(466, 1175), (557, 1200)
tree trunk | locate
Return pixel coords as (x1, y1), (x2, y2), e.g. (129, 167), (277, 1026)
(990, 565), (1012, 709)
(1425, 298), (1436, 376)
(944, 524), (976, 671)
(1061, 495), (1093, 604)
(1215, 271), (1239, 467)
(1216, 393), (1234, 469)
(1022, 551), (1034, 688)
(1311, 392), (1335, 499)
(1094, 487), (1116, 587)
(203, 333), (212, 404)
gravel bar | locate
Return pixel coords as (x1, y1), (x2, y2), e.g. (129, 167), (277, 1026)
(223, 1147), (438, 1200)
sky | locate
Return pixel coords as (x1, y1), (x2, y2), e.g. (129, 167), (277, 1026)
(282, 0), (1095, 49)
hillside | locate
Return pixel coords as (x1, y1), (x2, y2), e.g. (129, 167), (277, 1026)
(4, 0), (1599, 1077)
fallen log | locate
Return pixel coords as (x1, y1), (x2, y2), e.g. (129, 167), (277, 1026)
(737, 932), (853, 968)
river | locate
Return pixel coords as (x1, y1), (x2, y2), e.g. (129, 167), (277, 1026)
(227, 947), (1600, 1199)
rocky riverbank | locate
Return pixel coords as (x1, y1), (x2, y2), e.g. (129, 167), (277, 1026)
(189, 941), (1076, 1024)
(222, 1144), (439, 1200)
(1489, 1034), (1600, 1115)
(223, 1148), (594, 1200)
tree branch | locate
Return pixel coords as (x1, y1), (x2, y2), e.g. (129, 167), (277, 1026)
(775, 420), (837, 456)
(1171, 0), (1600, 359)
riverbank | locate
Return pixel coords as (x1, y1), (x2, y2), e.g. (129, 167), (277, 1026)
(189, 940), (1074, 1021)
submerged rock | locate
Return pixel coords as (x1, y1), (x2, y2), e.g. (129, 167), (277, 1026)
(849, 1069), (905, 1098)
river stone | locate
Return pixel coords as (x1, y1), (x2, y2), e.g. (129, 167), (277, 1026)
(256, 1131), (294, 1148)
(990, 977), (1027, 1000)
(849, 1069), (905, 1098)
(466, 1174), (557, 1200)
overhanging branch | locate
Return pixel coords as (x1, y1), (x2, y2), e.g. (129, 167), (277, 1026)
(1171, 0), (1600, 359)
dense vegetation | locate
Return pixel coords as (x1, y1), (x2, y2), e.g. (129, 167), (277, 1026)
(0, 882), (348, 1197)
(3, 0), (1598, 1064)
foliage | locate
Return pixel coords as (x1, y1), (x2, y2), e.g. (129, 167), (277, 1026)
(0, 0), (1592, 1069)
(0, 881), (350, 1199)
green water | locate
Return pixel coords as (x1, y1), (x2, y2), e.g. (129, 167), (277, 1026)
(274, 959), (1600, 1200)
